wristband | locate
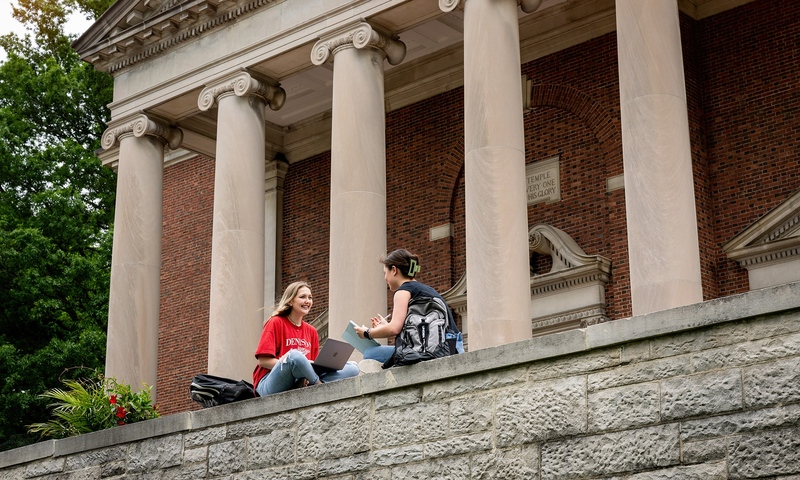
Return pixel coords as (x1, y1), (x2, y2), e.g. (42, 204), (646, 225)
(364, 329), (371, 340)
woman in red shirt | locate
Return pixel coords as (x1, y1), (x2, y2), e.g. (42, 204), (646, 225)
(253, 281), (358, 396)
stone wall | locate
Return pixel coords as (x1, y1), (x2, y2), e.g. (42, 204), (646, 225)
(7, 281), (798, 479)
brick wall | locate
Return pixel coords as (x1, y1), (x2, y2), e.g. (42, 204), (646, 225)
(701, 0), (800, 296)
(152, 0), (800, 414)
(158, 156), (215, 414)
(280, 151), (332, 311)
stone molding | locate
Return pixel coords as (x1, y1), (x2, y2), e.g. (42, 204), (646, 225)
(529, 223), (612, 333)
(197, 70), (286, 112)
(529, 223), (612, 274)
(101, 113), (183, 150)
(311, 22), (406, 67)
(440, 0), (542, 13)
(723, 189), (800, 267)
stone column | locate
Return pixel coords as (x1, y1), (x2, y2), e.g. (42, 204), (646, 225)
(101, 114), (182, 399)
(616, 0), (703, 315)
(198, 70), (286, 379)
(264, 155), (289, 315)
(312, 23), (406, 345)
(441, 0), (539, 349)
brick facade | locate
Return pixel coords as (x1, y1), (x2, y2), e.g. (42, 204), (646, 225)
(158, 156), (215, 414)
(155, 0), (800, 412)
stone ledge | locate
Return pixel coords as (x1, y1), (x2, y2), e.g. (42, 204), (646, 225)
(2, 281), (799, 470)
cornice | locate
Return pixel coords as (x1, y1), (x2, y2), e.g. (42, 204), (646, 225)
(77, 0), (280, 73)
(311, 21), (406, 67)
(724, 188), (800, 269)
(101, 113), (183, 150)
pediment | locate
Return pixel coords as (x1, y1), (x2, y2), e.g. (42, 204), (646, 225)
(723, 189), (800, 268)
(73, 0), (262, 73)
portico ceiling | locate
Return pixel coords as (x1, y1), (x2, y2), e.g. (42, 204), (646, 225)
(76, 0), (756, 165)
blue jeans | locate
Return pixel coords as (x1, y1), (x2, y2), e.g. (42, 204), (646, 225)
(256, 350), (359, 396)
(363, 345), (395, 364)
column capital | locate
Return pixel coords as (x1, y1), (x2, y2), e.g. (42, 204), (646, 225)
(197, 70), (286, 112)
(311, 21), (406, 66)
(101, 113), (183, 150)
(439, 0), (542, 13)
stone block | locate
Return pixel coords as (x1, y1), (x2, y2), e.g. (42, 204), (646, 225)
(373, 387), (422, 410)
(208, 439), (245, 476)
(354, 468), (392, 480)
(247, 428), (296, 469)
(226, 412), (295, 438)
(745, 311), (800, 340)
(297, 399), (371, 460)
(528, 347), (622, 382)
(588, 355), (692, 392)
(372, 445), (424, 467)
(0, 440), (53, 469)
(621, 341), (651, 364)
(650, 320), (748, 358)
(661, 369), (742, 420)
(681, 403), (800, 441)
(63, 445), (126, 471)
(470, 445), (539, 480)
(317, 452), (372, 476)
(22, 457), (64, 477)
(588, 382), (660, 432)
(182, 446), (207, 464)
(126, 435), (183, 473)
(743, 355), (800, 408)
(243, 462), (317, 480)
(681, 438), (727, 464)
(161, 463), (209, 480)
(496, 376), (586, 447)
(728, 427), (800, 478)
(540, 424), (681, 479)
(423, 432), (493, 459)
(184, 426), (225, 447)
(421, 367), (523, 402)
(373, 401), (449, 449)
(449, 392), (494, 435)
(390, 455), (470, 479)
(692, 332), (800, 372)
(624, 461), (727, 479)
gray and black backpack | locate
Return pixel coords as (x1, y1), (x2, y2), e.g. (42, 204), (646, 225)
(383, 295), (460, 368)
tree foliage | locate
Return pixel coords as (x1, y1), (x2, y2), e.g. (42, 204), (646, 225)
(0, 0), (116, 451)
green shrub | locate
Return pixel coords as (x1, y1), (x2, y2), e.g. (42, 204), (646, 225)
(27, 371), (158, 439)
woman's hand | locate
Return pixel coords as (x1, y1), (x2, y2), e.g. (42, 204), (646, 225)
(354, 324), (369, 338)
(370, 313), (390, 327)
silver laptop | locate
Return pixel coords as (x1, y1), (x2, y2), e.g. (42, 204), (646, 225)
(312, 338), (354, 373)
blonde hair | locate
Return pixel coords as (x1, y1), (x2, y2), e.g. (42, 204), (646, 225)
(270, 281), (311, 317)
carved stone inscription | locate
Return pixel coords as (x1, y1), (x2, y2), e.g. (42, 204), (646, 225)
(526, 156), (561, 205)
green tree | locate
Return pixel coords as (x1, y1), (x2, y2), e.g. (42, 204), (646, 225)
(0, 0), (116, 451)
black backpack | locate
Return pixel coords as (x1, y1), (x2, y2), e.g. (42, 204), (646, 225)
(383, 295), (460, 368)
(189, 374), (256, 408)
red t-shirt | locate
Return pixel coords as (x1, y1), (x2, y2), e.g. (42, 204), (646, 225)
(252, 315), (320, 388)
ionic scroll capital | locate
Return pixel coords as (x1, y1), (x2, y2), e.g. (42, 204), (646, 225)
(101, 113), (183, 150)
(439, 0), (542, 13)
(311, 22), (406, 66)
(197, 70), (286, 112)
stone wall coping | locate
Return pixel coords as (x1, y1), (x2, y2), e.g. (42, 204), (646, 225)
(2, 281), (799, 469)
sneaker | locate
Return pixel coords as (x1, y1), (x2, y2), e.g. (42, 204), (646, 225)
(358, 359), (383, 374)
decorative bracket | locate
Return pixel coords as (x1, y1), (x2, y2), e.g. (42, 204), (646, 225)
(311, 21), (406, 66)
(197, 70), (286, 112)
(101, 113), (183, 150)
